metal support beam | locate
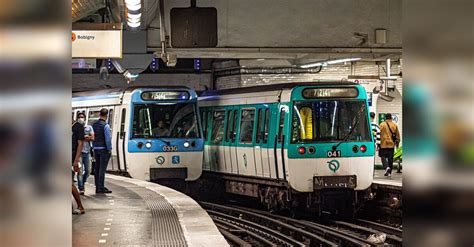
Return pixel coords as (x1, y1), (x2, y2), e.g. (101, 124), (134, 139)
(150, 47), (402, 60)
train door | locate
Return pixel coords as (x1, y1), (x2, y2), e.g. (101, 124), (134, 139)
(223, 107), (238, 174)
(106, 106), (117, 171)
(253, 108), (264, 176)
(275, 106), (288, 180)
(236, 108), (257, 176)
(256, 107), (272, 178)
(115, 107), (128, 172)
(200, 109), (211, 170)
(222, 108), (232, 173)
(209, 110), (225, 172)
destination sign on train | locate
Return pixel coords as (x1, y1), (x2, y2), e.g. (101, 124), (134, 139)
(141, 91), (190, 100)
(302, 88), (358, 98)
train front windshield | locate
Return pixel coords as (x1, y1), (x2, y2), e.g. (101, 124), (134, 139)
(291, 100), (371, 143)
(132, 103), (201, 139)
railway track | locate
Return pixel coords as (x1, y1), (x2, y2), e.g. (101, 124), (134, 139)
(201, 202), (403, 246)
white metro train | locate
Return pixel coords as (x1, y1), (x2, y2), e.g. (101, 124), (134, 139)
(72, 87), (204, 182)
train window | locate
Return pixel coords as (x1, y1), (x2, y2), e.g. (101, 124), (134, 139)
(120, 108), (126, 138)
(278, 108), (286, 143)
(239, 109), (256, 144)
(211, 111), (225, 144)
(108, 109), (114, 129)
(225, 110), (234, 142)
(231, 110), (238, 142)
(201, 110), (208, 140)
(88, 110), (100, 126)
(263, 109), (270, 144)
(256, 109), (263, 143)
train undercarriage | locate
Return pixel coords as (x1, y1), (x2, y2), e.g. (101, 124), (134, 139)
(200, 171), (371, 218)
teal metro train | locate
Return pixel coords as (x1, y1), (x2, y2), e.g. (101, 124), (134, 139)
(199, 83), (375, 215)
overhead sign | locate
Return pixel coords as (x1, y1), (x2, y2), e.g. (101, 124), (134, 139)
(72, 23), (122, 58)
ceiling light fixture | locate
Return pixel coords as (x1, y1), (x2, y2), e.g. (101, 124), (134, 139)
(125, 0), (142, 29)
(299, 57), (361, 68)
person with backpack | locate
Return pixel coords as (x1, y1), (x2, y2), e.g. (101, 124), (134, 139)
(379, 113), (401, 177)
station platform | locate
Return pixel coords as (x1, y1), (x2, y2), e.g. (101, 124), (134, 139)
(372, 169), (402, 191)
(72, 174), (228, 246)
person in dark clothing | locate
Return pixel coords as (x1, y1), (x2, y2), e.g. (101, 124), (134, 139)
(72, 117), (85, 214)
(92, 108), (112, 194)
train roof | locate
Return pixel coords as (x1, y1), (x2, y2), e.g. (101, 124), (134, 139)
(199, 82), (359, 97)
(73, 86), (193, 97)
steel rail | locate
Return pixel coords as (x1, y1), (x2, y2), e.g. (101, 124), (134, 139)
(214, 220), (277, 246)
(202, 202), (338, 247)
(355, 219), (403, 237)
(208, 209), (304, 246)
(229, 204), (371, 247)
(330, 220), (402, 245)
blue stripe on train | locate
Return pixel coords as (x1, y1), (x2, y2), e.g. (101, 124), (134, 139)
(128, 138), (204, 153)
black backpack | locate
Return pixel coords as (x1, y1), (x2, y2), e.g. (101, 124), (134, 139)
(385, 121), (398, 143)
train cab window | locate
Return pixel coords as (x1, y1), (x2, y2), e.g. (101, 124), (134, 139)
(292, 100), (371, 143)
(239, 109), (256, 144)
(211, 110), (225, 144)
(132, 103), (201, 139)
(278, 108), (286, 143)
(263, 109), (270, 144)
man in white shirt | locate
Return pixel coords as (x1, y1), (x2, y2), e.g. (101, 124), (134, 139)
(76, 112), (94, 195)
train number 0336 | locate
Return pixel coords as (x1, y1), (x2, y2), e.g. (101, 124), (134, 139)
(162, 146), (178, 152)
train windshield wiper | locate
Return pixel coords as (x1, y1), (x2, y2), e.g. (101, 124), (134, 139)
(332, 115), (360, 150)
(156, 138), (171, 146)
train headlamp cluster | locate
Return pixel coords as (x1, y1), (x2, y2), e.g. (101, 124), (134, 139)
(298, 146), (316, 154)
(352, 145), (367, 153)
(145, 142), (152, 149)
(183, 141), (190, 148)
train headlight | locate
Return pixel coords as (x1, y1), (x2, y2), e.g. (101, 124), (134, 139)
(308, 146), (316, 154)
(352, 145), (359, 153)
(360, 145), (367, 153)
(298, 147), (306, 154)
(183, 141), (190, 148)
(145, 142), (152, 149)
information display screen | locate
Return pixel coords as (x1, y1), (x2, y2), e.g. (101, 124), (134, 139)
(141, 91), (190, 101)
(302, 88), (359, 99)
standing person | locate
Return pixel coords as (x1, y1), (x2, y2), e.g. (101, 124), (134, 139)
(379, 113), (401, 177)
(92, 108), (112, 194)
(72, 117), (85, 214)
(76, 112), (94, 195)
(370, 112), (381, 152)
